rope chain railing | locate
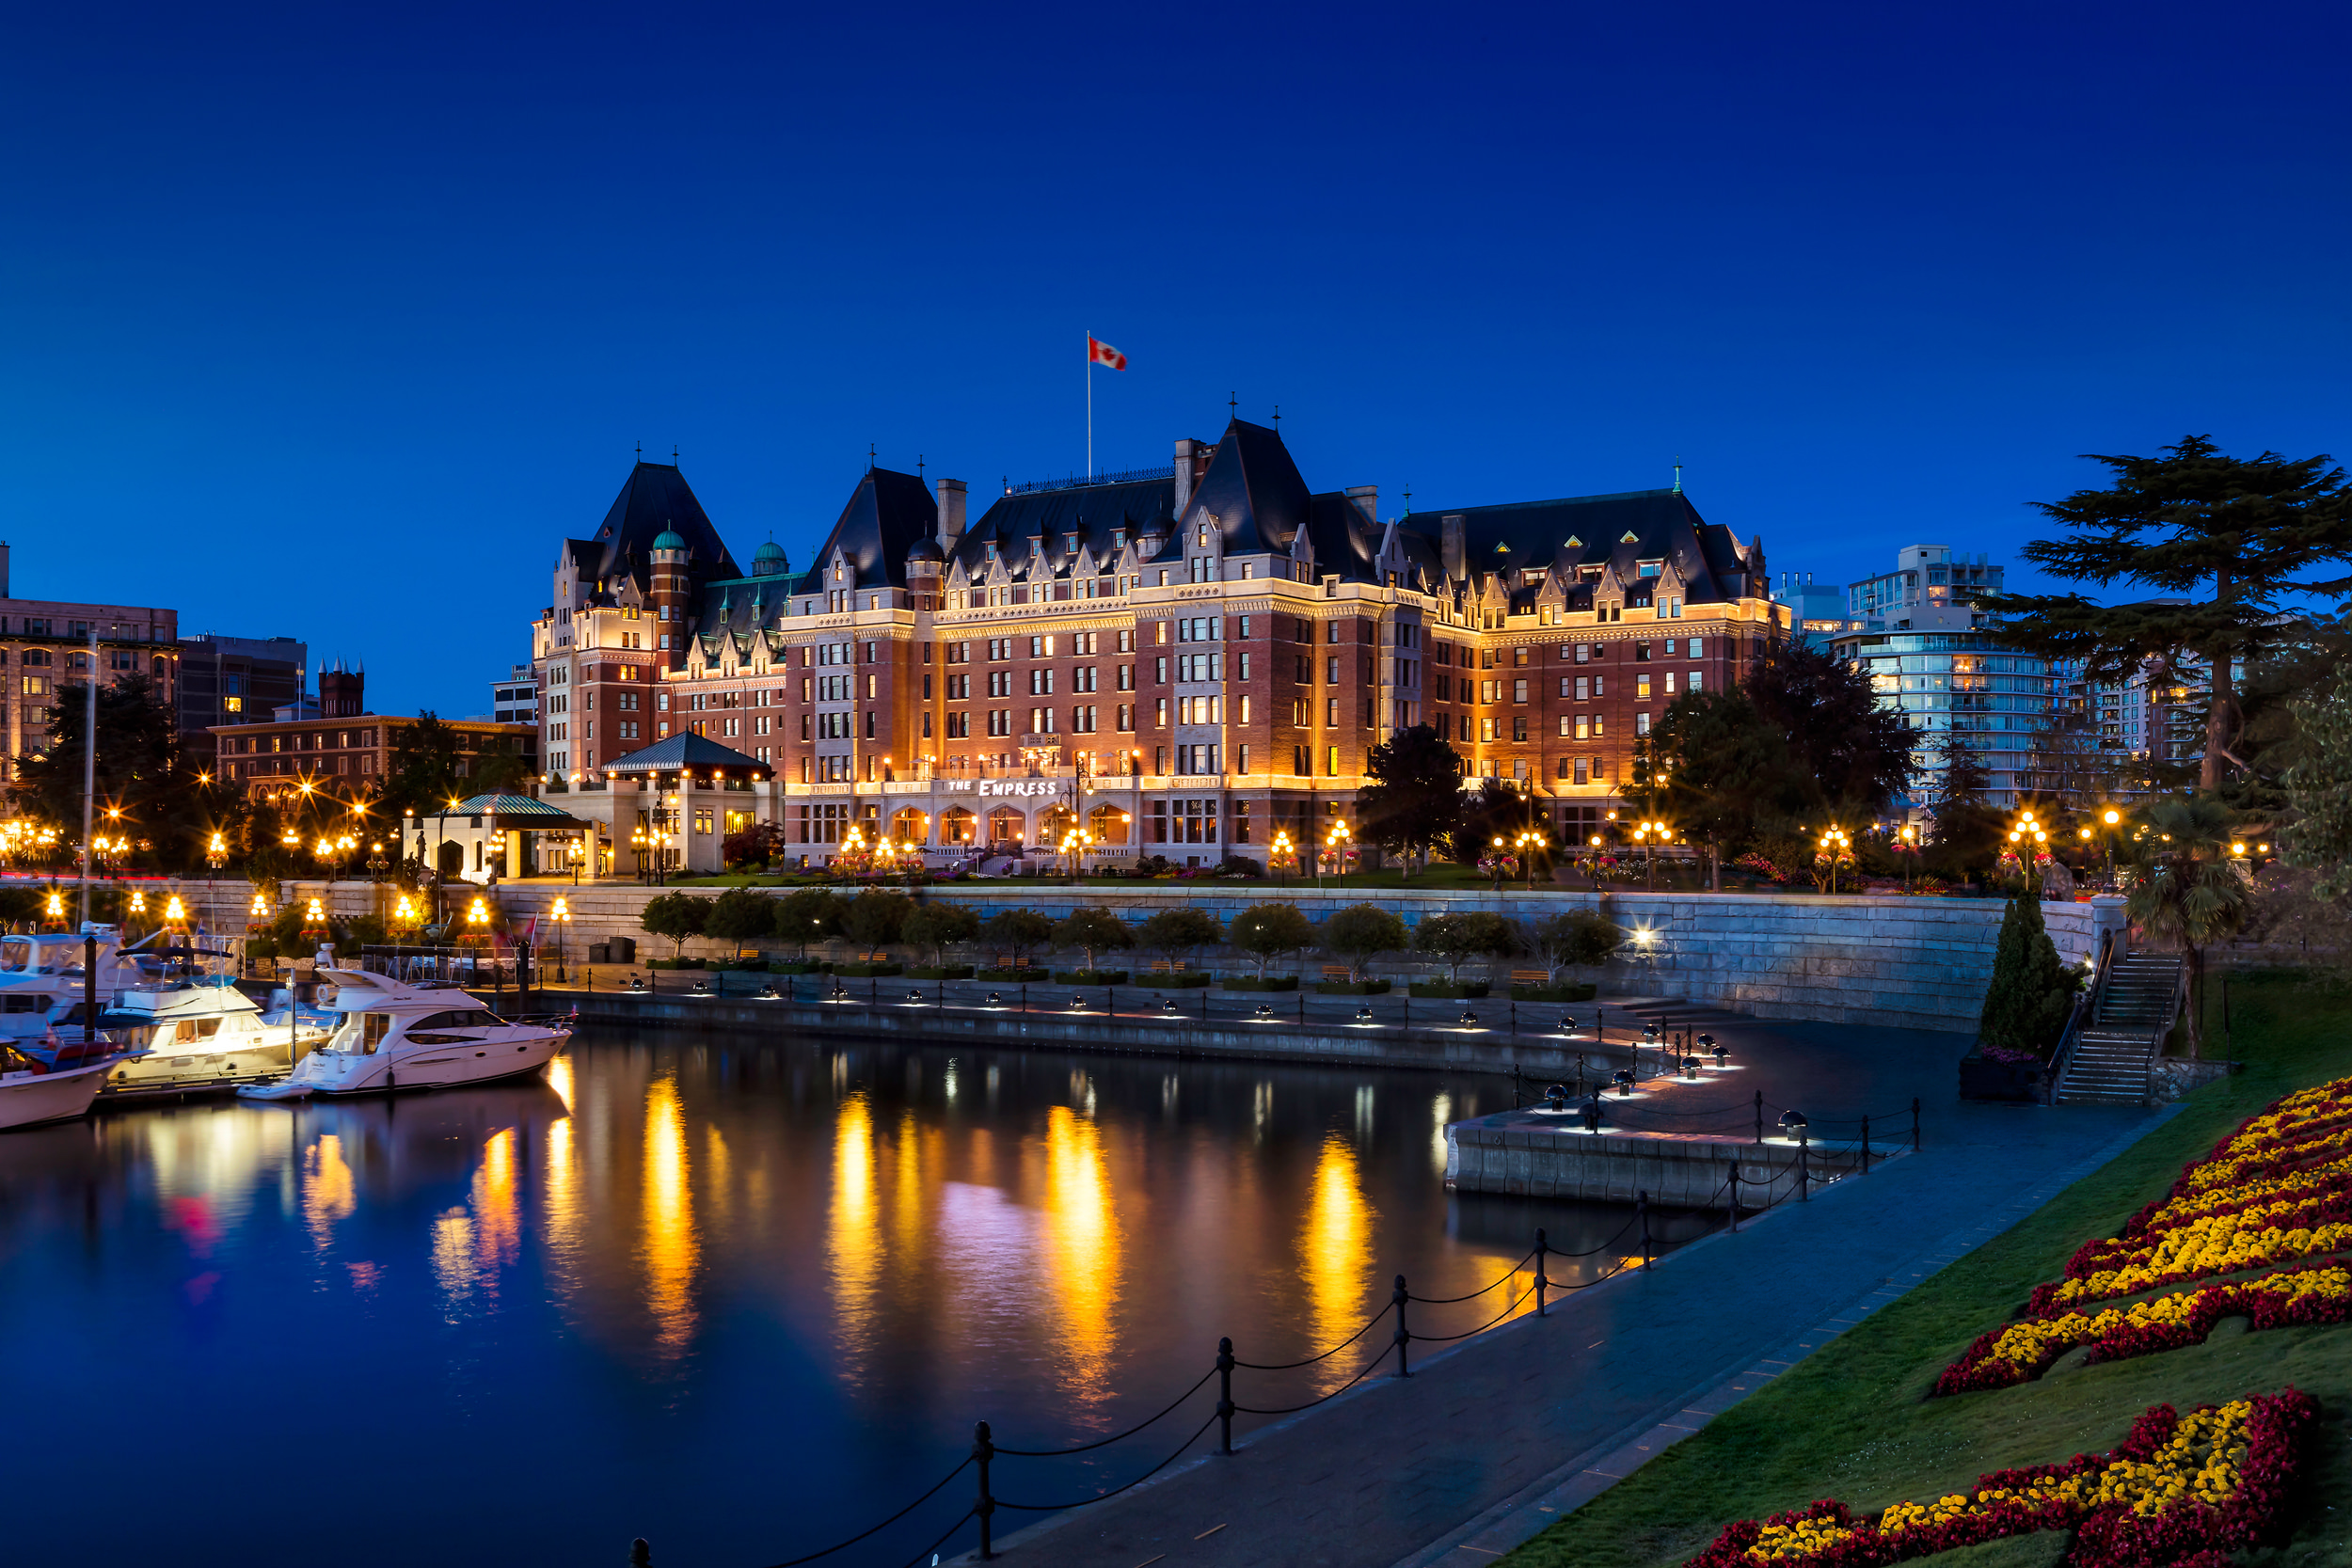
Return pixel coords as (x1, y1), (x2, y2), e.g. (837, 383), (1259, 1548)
(625, 1127), (1912, 1568)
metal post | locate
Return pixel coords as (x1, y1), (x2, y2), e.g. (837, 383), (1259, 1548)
(972, 1420), (996, 1560)
(1754, 1090), (1763, 1145)
(1860, 1115), (1871, 1175)
(1912, 1096), (1921, 1151)
(1638, 1191), (1651, 1270)
(1798, 1132), (1810, 1202)
(870, 974), (878, 1006)
(1021, 983), (1027, 1013)
(1296, 992), (1304, 1024)
(1216, 1337), (1235, 1455)
(1534, 1228), (1549, 1317)
(1200, 988), (1208, 1021)
(1391, 1275), (1412, 1378)
(1727, 1163), (1739, 1232)
(1509, 1000), (1516, 1035)
(629, 1539), (650, 1567)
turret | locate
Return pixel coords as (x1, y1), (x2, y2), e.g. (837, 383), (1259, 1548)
(650, 527), (691, 662)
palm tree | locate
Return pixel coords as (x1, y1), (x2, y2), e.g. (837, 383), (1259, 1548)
(2121, 795), (2250, 1057)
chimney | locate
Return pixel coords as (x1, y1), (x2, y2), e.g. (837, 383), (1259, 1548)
(937, 478), (967, 553)
(1345, 485), (1378, 524)
(1173, 438), (1200, 517)
(1440, 515), (1467, 581)
(0, 541), (9, 598)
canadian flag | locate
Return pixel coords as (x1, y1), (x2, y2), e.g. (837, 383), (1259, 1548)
(1087, 335), (1127, 371)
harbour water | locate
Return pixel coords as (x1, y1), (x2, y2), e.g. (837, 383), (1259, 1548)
(0, 1026), (1716, 1568)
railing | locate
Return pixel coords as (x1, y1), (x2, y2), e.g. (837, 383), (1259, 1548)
(620, 1119), (1883, 1568)
(1006, 464), (1174, 496)
(2043, 927), (2117, 1105)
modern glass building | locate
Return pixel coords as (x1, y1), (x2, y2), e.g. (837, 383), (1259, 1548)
(1829, 546), (2052, 810)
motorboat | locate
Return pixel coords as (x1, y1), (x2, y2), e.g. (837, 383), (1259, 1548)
(238, 968), (571, 1101)
(0, 927), (150, 1050)
(8, 943), (331, 1097)
(0, 1049), (114, 1131)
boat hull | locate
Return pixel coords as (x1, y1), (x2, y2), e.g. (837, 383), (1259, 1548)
(239, 1031), (568, 1100)
(0, 1061), (112, 1131)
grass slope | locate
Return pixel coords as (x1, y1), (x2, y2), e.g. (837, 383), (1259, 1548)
(1503, 972), (2352, 1568)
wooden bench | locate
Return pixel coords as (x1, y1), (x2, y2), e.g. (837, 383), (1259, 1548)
(1321, 965), (1353, 983)
(1509, 970), (1551, 988)
(1147, 958), (1190, 974)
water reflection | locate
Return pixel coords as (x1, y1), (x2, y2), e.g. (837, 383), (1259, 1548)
(1040, 1103), (1122, 1406)
(0, 1031), (1722, 1568)
(640, 1077), (698, 1360)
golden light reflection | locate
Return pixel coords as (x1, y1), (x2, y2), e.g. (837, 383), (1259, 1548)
(1041, 1104), (1121, 1404)
(639, 1077), (699, 1359)
(303, 1133), (356, 1252)
(547, 1053), (575, 1112)
(827, 1092), (882, 1374)
(432, 1128), (523, 1311)
(1302, 1132), (1376, 1386)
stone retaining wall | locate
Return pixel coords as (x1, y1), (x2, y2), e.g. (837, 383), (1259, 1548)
(269, 879), (2127, 1037)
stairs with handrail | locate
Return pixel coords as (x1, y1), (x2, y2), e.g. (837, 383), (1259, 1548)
(2057, 953), (2183, 1105)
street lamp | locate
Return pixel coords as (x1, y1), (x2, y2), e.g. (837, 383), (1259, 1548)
(1815, 827), (1852, 895)
(1269, 829), (1296, 885)
(1513, 828), (1547, 893)
(2005, 808), (2050, 894)
(1319, 820), (1352, 889)
(367, 841), (389, 883)
(549, 894), (572, 981)
(1630, 818), (1672, 891)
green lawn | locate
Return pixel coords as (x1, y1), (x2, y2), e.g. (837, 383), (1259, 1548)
(1502, 970), (2352, 1568)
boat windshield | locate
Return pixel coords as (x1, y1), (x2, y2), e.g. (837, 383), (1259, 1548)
(0, 939), (38, 974)
(326, 1012), (395, 1055)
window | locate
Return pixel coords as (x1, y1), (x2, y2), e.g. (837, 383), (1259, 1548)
(1635, 711), (1651, 736)
(1325, 697), (1338, 726)
(1636, 673), (1651, 699)
(1513, 678), (1528, 704)
(1512, 716), (1528, 741)
(1689, 671), (1704, 692)
(1325, 745), (1339, 777)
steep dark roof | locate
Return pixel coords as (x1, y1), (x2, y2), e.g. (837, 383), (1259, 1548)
(1183, 419), (1311, 555)
(1404, 488), (1756, 604)
(811, 467), (939, 591)
(583, 463), (740, 587)
(956, 475), (1177, 581)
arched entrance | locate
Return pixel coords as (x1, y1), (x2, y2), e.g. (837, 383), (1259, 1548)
(987, 806), (1025, 847)
(1039, 804), (1077, 845)
(1088, 804), (1132, 845)
(940, 806), (977, 847)
(437, 840), (465, 878)
(891, 807), (930, 846)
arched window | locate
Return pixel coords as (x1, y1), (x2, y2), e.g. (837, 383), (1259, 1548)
(939, 806), (977, 846)
(987, 806), (1026, 846)
(1039, 804), (1076, 843)
(891, 807), (930, 846)
(1088, 804), (1132, 845)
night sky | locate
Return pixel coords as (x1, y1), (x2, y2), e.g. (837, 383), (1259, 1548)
(4, 1), (2345, 715)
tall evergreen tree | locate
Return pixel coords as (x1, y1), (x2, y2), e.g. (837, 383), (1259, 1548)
(15, 673), (219, 870)
(1979, 436), (2352, 795)
(2281, 674), (2352, 904)
(1742, 641), (1918, 815)
(1977, 893), (2075, 1057)
(1355, 724), (1465, 874)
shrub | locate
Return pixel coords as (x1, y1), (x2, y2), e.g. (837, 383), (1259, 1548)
(1977, 893), (2076, 1058)
(641, 891), (710, 959)
(843, 890), (913, 956)
(1314, 978), (1392, 995)
(1323, 904), (1407, 982)
(705, 885), (775, 948)
(1053, 908), (1136, 972)
(1216, 854), (1263, 879)
(981, 909), (1055, 970)
(1228, 902), (1315, 979)
(1138, 907), (1224, 970)
(774, 887), (844, 958)
(902, 902), (979, 968)
(1409, 980), (1491, 999)
(1525, 910), (1624, 979)
(1053, 969), (1131, 985)
(1413, 911), (1513, 984)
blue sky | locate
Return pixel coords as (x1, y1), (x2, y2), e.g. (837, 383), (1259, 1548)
(3, 0), (2345, 715)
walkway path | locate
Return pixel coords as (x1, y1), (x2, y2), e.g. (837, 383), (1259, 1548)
(946, 1085), (2165, 1568)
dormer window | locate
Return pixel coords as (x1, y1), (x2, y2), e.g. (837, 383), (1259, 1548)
(985, 543), (999, 561)
(1637, 560), (1663, 578)
(1064, 532), (1079, 552)
(1580, 565), (1604, 581)
(1111, 529), (1127, 549)
(1197, 524), (1211, 548)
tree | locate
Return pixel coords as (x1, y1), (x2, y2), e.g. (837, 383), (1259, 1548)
(1355, 725), (1466, 874)
(901, 902), (980, 967)
(1641, 689), (1809, 886)
(723, 821), (789, 871)
(641, 891), (709, 958)
(1978, 436), (2352, 795)
(843, 890), (913, 956)
(1976, 894), (2076, 1058)
(17, 673), (213, 871)
(982, 909), (1054, 970)
(1927, 735), (2004, 879)
(1525, 910), (1624, 982)
(1053, 908), (1135, 972)
(1743, 641), (1918, 815)
(704, 887), (774, 952)
(1227, 902), (1315, 979)
(2122, 795), (2252, 1055)
(774, 887), (843, 959)
(382, 712), (468, 820)
(470, 744), (534, 798)
(1412, 911), (1513, 985)
(1322, 903), (1406, 983)
(1451, 779), (1534, 864)
(1138, 907), (1223, 971)
(2280, 675), (2352, 904)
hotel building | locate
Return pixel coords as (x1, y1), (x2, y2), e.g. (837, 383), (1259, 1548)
(529, 419), (1789, 873)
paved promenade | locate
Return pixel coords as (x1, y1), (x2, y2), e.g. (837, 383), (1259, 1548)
(946, 1086), (2166, 1568)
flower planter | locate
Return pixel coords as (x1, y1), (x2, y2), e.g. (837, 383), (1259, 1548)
(1220, 976), (1299, 991)
(1409, 981), (1491, 1000)
(1958, 1054), (2045, 1102)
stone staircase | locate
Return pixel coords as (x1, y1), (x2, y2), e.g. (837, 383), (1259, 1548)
(2057, 952), (2184, 1105)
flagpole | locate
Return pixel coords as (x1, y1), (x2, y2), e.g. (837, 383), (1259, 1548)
(1085, 330), (1092, 479)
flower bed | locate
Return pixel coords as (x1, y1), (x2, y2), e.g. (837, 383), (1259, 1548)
(1684, 1389), (2315, 1566)
(1936, 1263), (2352, 1394)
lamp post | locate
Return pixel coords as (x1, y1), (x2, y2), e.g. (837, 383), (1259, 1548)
(367, 840), (389, 884)
(1324, 820), (1351, 887)
(1631, 818), (1670, 892)
(2005, 808), (2049, 895)
(1269, 828), (1295, 886)
(2100, 807), (2122, 890)
(550, 894), (571, 981)
(1815, 827), (1852, 895)
(1514, 828), (1547, 893)
(1897, 822), (1917, 894)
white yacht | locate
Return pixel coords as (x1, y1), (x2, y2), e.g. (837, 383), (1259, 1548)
(0, 927), (148, 1049)
(0, 1053), (113, 1131)
(103, 975), (331, 1095)
(238, 968), (571, 1100)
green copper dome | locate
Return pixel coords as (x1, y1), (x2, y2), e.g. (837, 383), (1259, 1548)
(651, 529), (687, 551)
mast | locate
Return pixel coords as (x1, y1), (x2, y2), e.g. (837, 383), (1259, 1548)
(77, 623), (98, 927)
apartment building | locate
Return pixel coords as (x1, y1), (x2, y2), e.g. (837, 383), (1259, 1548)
(0, 544), (179, 785)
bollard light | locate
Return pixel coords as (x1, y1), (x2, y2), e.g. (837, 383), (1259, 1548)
(1458, 1008), (1479, 1027)
(1558, 1013), (1577, 1035)
(758, 981), (780, 1000)
(1543, 1082), (1568, 1112)
(909, 989), (926, 1005)
(986, 991), (1003, 1006)
(1581, 1095), (1603, 1133)
(831, 981), (847, 1001)
(1253, 1003), (1274, 1020)
(1612, 1069), (1634, 1097)
(1161, 996), (1179, 1013)
(1355, 1005), (1375, 1023)
(1712, 1042), (1728, 1069)
(1778, 1109), (1809, 1137)
(1070, 992), (1087, 1010)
